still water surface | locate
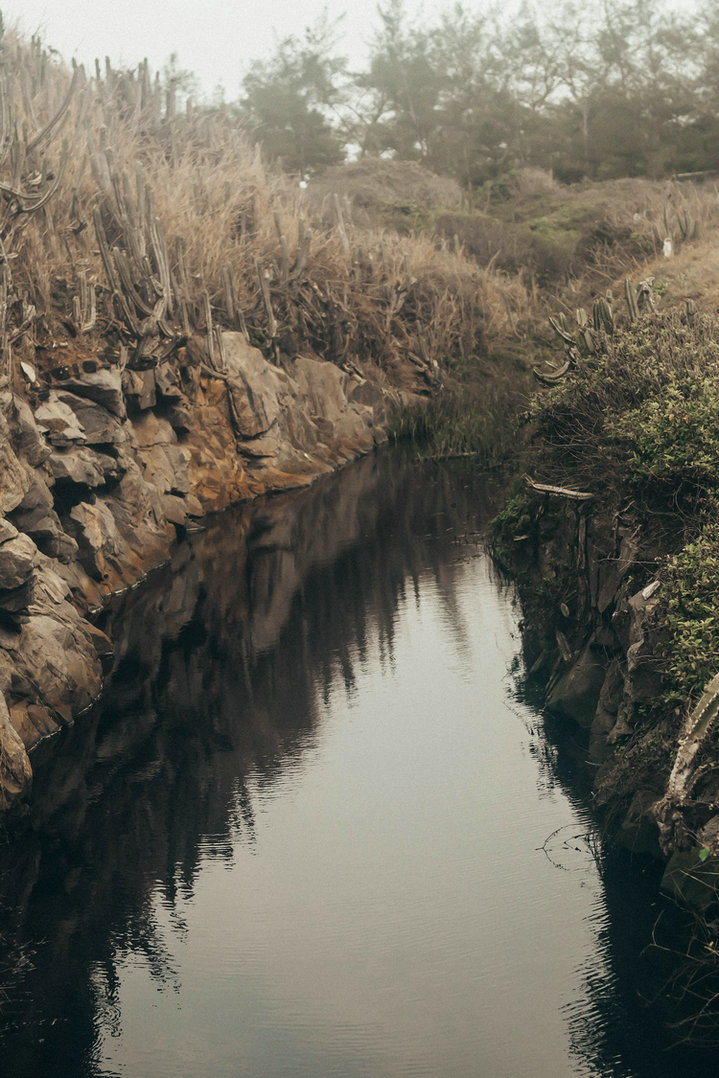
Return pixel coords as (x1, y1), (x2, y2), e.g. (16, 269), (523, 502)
(0, 451), (714, 1076)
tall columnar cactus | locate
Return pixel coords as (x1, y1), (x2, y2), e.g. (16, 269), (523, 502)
(0, 262), (9, 384)
(624, 278), (639, 323)
(592, 297), (614, 333)
(0, 62), (79, 250)
(72, 270), (96, 333)
(91, 139), (179, 350)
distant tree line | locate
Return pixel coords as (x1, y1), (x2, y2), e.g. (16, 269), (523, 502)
(238, 0), (719, 187)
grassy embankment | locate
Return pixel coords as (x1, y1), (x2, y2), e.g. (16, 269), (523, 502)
(481, 180), (719, 815)
(318, 159), (719, 462)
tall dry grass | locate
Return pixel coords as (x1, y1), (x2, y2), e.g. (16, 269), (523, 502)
(0, 27), (525, 397)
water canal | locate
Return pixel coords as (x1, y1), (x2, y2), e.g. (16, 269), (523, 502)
(0, 449), (714, 1077)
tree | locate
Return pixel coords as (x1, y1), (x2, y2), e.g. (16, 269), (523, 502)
(241, 15), (347, 178)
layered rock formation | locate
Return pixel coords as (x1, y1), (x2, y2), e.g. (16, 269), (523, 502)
(497, 484), (719, 899)
(0, 332), (412, 808)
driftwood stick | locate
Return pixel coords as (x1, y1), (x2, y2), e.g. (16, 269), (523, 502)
(523, 474), (594, 501)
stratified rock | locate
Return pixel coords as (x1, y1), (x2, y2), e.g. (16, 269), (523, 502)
(55, 391), (128, 445)
(34, 395), (86, 446)
(59, 369), (126, 418)
(48, 446), (122, 488)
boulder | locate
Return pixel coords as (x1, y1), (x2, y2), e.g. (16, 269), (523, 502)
(0, 518), (18, 543)
(7, 610), (101, 722)
(11, 477), (78, 563)
(546, 643), (607, 728)
(58, 369), (126, 418)
(0, 436), (32, 513)
(154, 362), (184, 401)
(9, 396), (51, 466)
(221, 332), (284, 437)
(34, 395), (86, 446)
(55, 391), (128, 445)
(0, 533), (37, 590)
(0, 690), (32, 808)
(132, 411), (178, 449)
(122, 367), (157, 412)
(48, 446), (122, 488)
(68, 500), (126, 583)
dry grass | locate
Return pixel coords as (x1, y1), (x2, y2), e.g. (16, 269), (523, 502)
(0, 29), (525, 399)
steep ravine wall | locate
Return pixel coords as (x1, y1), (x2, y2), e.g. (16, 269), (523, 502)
(0, 332), (413, 809)
(498, 487), (719, 906)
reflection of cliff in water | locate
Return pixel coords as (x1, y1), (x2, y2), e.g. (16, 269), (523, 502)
(514, 660), (719, 1076)
(0, 449), (500, 1076)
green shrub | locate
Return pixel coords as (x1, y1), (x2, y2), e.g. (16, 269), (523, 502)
(656, 522), (719, 705)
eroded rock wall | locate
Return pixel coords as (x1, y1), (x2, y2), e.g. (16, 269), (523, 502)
(498, 488), (670, 854)
(0, 333), (413, 807)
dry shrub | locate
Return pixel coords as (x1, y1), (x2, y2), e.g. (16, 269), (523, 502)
(510, 168), (558, 197)
(308, 157), (464, 230)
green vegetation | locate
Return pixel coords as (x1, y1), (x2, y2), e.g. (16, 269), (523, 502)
(516, 303), (719, 711)
(389, 378), (525, 465)
(656, 526), (719, 706)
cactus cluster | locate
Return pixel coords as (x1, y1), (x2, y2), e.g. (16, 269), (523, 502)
(0, 26), (81, 385)
(535, 278), (659, 385)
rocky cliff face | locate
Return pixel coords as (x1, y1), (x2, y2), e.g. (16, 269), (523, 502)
(0, 332), (413, 809)
(496, 487), (682, 859)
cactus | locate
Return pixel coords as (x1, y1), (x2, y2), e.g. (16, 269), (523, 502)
(581, 328), (596, 354)
(255, 258), (278, 343)
(677, 208), (696, 242)
(0, 262), (9, 384)
(294, 216), (311, 277)
(637, 276), (656, 312)
(71, 270), (96, 333)
(221, 263), (247, 337)
(91, 138), (178, 342)
(202, 289), (216, 369)
(273, 211), (290, 283)
(624, 278), (639, 323)
(548, 314), (574, 346)
(592, 297), (614, 333)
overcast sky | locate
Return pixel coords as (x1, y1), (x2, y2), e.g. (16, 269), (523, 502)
(1, 0), (449, 100)
(2, 0), (702, 103)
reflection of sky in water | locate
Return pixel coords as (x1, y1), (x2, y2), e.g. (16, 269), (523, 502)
(92, 554), (613, 1078)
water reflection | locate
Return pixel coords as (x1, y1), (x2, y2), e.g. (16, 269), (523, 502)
(0, 448), (713, 1077)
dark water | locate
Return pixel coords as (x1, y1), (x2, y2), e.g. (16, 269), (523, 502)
(0, 450), (715, 1077)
